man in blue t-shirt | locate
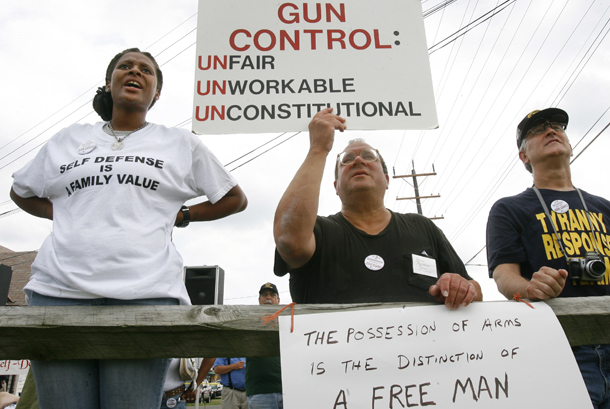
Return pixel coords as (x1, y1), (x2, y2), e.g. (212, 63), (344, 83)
(487, 107), (610, 409)
(213, 357), (247, 409)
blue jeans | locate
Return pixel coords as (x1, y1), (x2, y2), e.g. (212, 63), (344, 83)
(573, 345), (610, 409)
(28, 292), (178, 409)
(247, 393), (283, 409)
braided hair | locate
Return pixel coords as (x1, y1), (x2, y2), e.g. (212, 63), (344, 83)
(92, 48), (163, 121)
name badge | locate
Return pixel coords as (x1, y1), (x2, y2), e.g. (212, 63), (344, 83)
(412, 254), (437, 278)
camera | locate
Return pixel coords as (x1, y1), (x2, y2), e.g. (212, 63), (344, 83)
(568, 252), (607, 281)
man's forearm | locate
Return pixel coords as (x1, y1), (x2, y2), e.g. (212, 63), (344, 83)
(273, 147), (328, 268)
(195, 358), (217, 385)
(493, 263), (530, 300)
(213, 364), (235, 375)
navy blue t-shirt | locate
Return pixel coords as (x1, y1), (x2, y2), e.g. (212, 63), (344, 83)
(487, 187), (610, 297)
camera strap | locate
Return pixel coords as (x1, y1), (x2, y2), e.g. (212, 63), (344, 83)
(532, 185), (602, 260)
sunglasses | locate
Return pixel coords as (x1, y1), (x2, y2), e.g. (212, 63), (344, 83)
(526, 115), (568, 137)
(337, 148), (380, 166)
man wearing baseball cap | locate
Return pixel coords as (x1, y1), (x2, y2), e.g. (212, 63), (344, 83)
(245, 283), (283, 409)
(486, 108), (610, 408)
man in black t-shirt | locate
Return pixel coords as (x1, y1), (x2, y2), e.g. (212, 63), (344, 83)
(486, 107), (610, 409)
(245, 283), (283, 409)
(273, 108), (481, 308)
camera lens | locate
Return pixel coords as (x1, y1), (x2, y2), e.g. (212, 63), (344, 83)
(585, 259), (606, 279)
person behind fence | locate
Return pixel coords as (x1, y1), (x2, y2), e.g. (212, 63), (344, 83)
(273, 108), (482, 307)
(160, 359), (190, 409)
(184, 358), (217, 404)
(10, 47), (247, 409)
(159, 358), (215, 408)
(486, 107), (610, 409)
(214, 358), (248, 409)
(245, 283), (283, 409)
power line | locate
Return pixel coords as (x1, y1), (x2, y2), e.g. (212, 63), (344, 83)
(0, 208), (22, 219)
(428, 0), (515, 54)
(144, 13), (197, 52)
(571, 121), (610, 163)
(423, 0), (459, 18)
(229, 133), (301, 172)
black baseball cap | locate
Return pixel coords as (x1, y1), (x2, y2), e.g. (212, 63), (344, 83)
(259, 282), (278, 295)
(516, 108), (569, 148)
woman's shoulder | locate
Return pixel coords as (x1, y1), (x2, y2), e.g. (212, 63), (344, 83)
(148, 123), (203, 145)
(46, 122), (100, 145)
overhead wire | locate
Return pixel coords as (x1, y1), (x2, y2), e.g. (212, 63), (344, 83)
(428, 0), (515, 55)
(0, 208), (22, 219)
(440, 0), (601, 230)
(422, 0), (484, 173)
(228, 132), (301, 172)
(423, 0), (459, 18)
(0, 99), (94, 170)
(392, 0), (458, 213)
(144, 13), (197, 52)
(421, 0), (522, 216)
(571, 120), (610, 164)
(425, 0), (556, 217)
(553, 18), (610, 107)
(430, 0), (475, 106)
(225, 133), (290, 167)
(546, 6), (610, 107)
(420, 0), (512, 208)
(393, 0), (459, 164)
(429, 0), (584, 216)
(572, 105), (610, 151)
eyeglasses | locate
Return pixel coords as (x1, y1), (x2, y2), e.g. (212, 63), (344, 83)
(337, 148), (380, 166)
(527, 115), (568, 137)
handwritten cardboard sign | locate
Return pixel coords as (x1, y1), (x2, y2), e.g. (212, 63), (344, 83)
(0, 360), (30, 375)
(193, 0), (438, 134)
(279, 302), (592, 408)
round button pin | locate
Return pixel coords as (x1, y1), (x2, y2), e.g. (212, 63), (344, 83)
(551, 200), (569, 214)
(364, 255), (384, 271)
(78, 140), (96, 155)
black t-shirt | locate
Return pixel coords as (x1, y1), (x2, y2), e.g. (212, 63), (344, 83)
(486, 187), (610, 297)
(274, 211), (471, 304)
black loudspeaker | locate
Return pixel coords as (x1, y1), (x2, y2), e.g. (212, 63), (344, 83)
(0, 264), (13, 306)
(184, 266), (224, 305)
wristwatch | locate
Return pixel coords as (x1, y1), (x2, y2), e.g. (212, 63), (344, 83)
(177, 205), (190, 228)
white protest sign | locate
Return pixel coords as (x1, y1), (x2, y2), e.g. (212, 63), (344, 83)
(0, 360), (30, 375)
(193, 0), (438, 134)
(279, 302), (592, 409)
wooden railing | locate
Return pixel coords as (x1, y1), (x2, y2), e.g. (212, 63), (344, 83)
(1, 296), (609, 360)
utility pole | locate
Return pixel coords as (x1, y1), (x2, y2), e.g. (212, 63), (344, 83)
(393, 161), (443, 220)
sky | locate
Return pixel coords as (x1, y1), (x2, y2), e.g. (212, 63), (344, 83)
(1, 0), (609, 305)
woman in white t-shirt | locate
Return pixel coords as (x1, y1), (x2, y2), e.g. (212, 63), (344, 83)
(10, 48), (247, 409)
